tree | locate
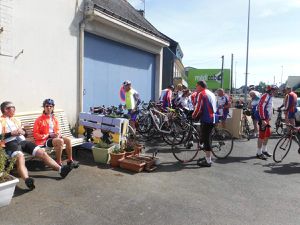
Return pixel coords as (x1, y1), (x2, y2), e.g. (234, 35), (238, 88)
(257, 81), (266, 93)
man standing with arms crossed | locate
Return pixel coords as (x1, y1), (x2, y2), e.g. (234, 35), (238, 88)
(192, 80), (217, 167)
(256, 86), (276, 160)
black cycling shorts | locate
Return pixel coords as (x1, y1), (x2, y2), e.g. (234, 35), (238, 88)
(5, 140), (39, 157)
(45, 138), (54, 148)
(200, 123), (215, 151)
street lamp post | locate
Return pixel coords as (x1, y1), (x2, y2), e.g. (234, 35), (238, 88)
(244, 0), (251, 103)
(281, 65), (283, 85)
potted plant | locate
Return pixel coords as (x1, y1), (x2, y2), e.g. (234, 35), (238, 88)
(91, 131), (115, 164)
(0, 148), (19, 208)
(134, 142), (144, 156)
(109, 145), (125, 167)
(92, 140), (115, 164)
(124, 141), (135, 158)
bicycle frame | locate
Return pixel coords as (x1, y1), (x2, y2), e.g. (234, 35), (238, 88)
(148, 107), (171, 134)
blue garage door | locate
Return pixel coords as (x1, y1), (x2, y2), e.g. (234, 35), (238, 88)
(83, 32), (155, 111)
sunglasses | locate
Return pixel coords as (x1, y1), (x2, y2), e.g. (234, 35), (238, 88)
(5, 106), (15, 110)
(45, 105), (54, 108)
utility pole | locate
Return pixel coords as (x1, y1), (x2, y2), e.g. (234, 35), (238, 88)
(281, 65), (283, 85)
(221, 55), (224, 88)
(235, 61), (237, 94)
(244, 0), (251, 103)
(230, 54), (234, 94)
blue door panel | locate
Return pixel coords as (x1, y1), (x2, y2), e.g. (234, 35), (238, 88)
(83, 32), (155, 111)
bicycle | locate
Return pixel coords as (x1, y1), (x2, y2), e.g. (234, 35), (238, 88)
(171, 119), (234, 163)
(241, 106), (252, 140)
(273, 108), (286, 135)
(272, 123), (300, 163)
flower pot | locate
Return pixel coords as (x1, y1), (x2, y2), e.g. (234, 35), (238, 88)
(0, 175), (19, 208)
(92, 145), (115, 164)
(125, 150), (135, 158)
(110, 152), (125, 167)
(134, 144), (144, 156)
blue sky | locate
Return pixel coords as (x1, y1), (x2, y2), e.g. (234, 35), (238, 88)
(128, 0), (300, 88)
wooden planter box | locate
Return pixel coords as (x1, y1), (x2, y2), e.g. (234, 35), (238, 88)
(119, 157), (146, 173)
(92, 145), (115, 164)
(134, 155), (156, 172)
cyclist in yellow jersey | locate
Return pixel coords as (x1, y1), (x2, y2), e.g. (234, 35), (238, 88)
(123, 80), (140, 130)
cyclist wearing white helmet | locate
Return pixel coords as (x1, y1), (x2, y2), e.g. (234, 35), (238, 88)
(123, 81), (140, 130)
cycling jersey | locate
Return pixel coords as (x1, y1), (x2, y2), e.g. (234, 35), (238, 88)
(192, 89), (217, 124)
(284, 91), (297, 113)
(125, 88), (140, 110)
(0, 116), (25, 144)
(251, 96), (260, 120)
(33, 113), (60, 146)
(159, 88), (172, 108)
(190, 91), (198, 106)
(257, 93), (273, 120)
(217, 95), (230, 118)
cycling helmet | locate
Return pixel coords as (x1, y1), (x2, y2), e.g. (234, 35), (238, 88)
(123, 80), (131, 86)
(168, 85), (175, 90)
(43, 98), (55, 107)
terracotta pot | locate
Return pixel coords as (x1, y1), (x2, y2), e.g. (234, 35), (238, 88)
(134, 144), (144, 156)
(110, 152), (125, 167)
(125, 151), (135, 158)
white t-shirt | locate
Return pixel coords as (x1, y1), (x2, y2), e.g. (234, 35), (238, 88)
(49, 115), (54, 134)
(0, 117), (25, 143)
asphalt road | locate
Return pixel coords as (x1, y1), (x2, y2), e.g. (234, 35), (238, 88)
(1, 98), (300, 225)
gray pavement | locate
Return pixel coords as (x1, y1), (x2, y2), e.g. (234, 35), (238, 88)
(1, 98), (300, 225)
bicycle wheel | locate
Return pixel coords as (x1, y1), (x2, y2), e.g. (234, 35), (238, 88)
(122, 124), (137, 146)
(275, 123), (285, 136)
(243, 118), (251, 140)
(136, 113), (152, 134)
(273, 135), (292, 163)
(211, 128), (234, 159)
(171, 126), (200, 163)
(161, 119), (186, 145)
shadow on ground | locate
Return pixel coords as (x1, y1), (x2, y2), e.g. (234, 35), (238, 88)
(263, 162), (300, 175)
(214, 156), (257, 164)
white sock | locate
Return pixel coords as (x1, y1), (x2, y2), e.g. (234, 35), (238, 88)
(262, 145), (267, 153)
(257, 148), (262, 155)
(58, 167), (62, 174)
(205, 156), (212, 163)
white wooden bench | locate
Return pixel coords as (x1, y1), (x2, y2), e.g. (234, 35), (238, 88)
(10, 109), (85, 160)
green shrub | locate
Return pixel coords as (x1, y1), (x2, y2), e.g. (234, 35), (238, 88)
(0, 148), (16, 183)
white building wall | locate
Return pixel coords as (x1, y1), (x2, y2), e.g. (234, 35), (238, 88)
(0, 0), (84, 126)
(0, 0), (168, 126)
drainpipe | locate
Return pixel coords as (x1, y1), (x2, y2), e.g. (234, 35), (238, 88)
(79, 20), (85, 114)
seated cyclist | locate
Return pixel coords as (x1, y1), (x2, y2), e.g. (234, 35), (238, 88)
(0, 101), (73, 190)
(33, 99), (79, 168)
